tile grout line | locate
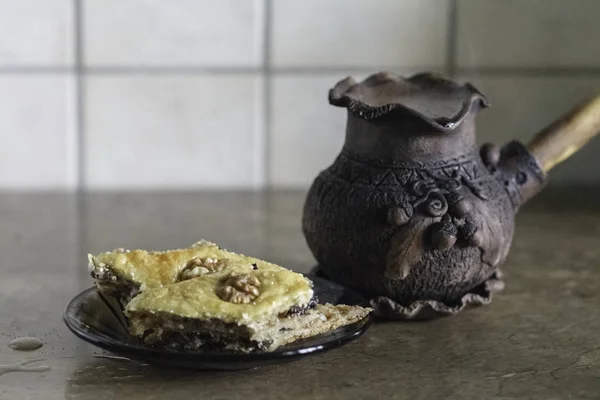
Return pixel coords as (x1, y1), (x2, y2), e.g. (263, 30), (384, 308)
(0, 66), (73, 73)
(262, 0), (273, 190)
(73, 0), (88, 289)
(261, 0), (273, 257)
(446, 0), (458, 78)
(74, 0), (85, 191)
(454, 66), (600, 77)
(0, 65), (599, 77)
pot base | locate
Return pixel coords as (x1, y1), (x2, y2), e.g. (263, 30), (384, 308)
(308, 266), (504, 320)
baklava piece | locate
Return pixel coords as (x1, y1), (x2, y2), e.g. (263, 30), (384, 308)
(88, 241), (371, 352)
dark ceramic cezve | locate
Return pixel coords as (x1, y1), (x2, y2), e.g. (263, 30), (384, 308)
(302, 72), (553, 319)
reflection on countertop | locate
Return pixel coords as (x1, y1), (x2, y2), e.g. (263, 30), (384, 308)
(1, 188), (600, 399)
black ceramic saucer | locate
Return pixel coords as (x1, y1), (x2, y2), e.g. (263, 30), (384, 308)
(63, 275), (372, 371)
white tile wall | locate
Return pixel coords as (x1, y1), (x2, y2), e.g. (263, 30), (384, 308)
(459, 74), (600, 184)
(0, 0), (73, 66)
(272, 0), (450, 68)
(270, 75), (350, 187)
(85, 75), (264, 189)
(0, 0), (597, 189)
(84, 0), (264, 67)
(0, 76), (76, 188)
(457, 0), (600, 68)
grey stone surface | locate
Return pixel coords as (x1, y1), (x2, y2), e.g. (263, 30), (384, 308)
(1, 190), (599, 399)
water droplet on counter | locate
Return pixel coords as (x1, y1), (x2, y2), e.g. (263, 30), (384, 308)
(112, 375), (144, 380)
(8, 337), (43, 351)
(92, 354), (131, 363)
(0, 358), (50, 376)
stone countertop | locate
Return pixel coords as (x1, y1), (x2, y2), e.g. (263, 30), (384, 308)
(1, 190), (600, 400)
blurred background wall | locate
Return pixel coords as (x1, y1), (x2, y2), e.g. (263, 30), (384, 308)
(1, 0), (599, 190)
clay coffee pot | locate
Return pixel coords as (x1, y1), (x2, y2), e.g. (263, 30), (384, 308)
(302, 72), (600, 319)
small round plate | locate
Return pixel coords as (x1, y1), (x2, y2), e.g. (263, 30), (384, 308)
(64, 275), (373, 371)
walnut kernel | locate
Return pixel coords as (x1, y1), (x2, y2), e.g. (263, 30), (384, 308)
(178, 257), (230, 281)
(216, 273), (261, 304)
(191, 239), (219, 248)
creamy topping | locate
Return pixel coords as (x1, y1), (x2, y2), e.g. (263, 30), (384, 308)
(89, 241), (292, 290)
(89, 241), (314, 325)
(125, 262), (313, 325)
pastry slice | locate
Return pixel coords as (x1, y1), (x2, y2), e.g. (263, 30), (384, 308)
(125, 262), (370, 352)
(89, 240), (274, 307)
(88, 241), (372, 352)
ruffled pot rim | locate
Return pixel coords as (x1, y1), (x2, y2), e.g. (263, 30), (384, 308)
(328, 71), (489, 131)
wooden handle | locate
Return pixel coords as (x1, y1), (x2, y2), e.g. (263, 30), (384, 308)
(527, 94), (600, 172)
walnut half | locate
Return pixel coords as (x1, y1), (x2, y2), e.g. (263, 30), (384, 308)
(178, 257), (230, 281)
(216, 273), (261, 304)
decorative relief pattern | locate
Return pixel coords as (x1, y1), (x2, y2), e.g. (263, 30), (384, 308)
(328, 150), (490, 200)
(304, 148), (513, 308)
